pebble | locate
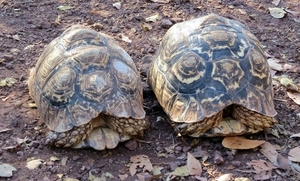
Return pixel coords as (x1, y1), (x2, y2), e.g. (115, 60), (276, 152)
(108, 159), (113, 164)
(10, 48), (20, 55)
(231, 161), (241, 167)
(5, 63), (13, 69)
(174, 146), (182, 154)
(124, 139), (138, 151)
(72, 155), (80, 161)
(16, 151), (24, 157)
(111, 27), (119, 33)
(155, 146), (163, 152)
(46, 161), (54, 166)
(213, 150), (224, 165)
(161, 19), (173, 29)
(29, 141), (40, 148)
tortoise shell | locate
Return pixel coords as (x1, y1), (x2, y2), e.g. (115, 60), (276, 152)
(148, 14), (276, 124)
(28, 25), (145, 133)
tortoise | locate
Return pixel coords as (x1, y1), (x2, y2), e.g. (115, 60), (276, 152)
(28, 25), (149, 150)
(147, 14), (277, 137)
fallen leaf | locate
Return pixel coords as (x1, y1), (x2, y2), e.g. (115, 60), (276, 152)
(246, 160), (275, 180)
(253, 170), (272, 180)
(216, 173), (233, 181)
(57, 174), (63, 178)
(285, 9), (300, 16)
(267, 58), (283, 71)
(288, 146), (300, 162)
(118, 174), (128, 180)
(26, 159), (43, 170)
(136, 172), (151, 181)
(141, 22), (152, 31)
(269, 7), (286, 19)
(102, 172), (114, 178)
(187, 152), (202, 175)
(120, 34), (132, 43)
(145, 14), (162, 22)
(112, 2), (121, 10)
(247, 160), (276, 172)
(276, 153), (291, 170)
(260, 142), (278, 165)
(151, 0), (170, 3)
(287, 91), (300, 105)
(153, 166), (163, 175)
(50, 156), (60, 161)
(222, 137), (265, 149)
(57, 5), (74, 11)
(0, 78), (18, 87)
(271, 0), (281, 6)
(170, 165), (189, 177)
(129, 155), (153, 176)
(61, 156), (68, 165)
(0, 163), (17, 177)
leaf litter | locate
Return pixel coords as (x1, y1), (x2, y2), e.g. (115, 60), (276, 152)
(129, 155), (153, 176)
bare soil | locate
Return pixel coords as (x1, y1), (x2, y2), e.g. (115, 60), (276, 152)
(0, 0), (300, 180)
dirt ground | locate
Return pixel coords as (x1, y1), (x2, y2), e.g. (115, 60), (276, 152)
(0, 0), (300, 180)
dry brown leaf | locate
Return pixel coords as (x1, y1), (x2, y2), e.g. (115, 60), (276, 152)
(285, 9), (300, 16)
(260, 142), (278, 165)
(151, 0), (170, 3)
(136, 172), (151, 181)
(253, 170), (272, 180)
(287, 91), (300, 105)
(267, 58), (283, 71)
(187, 152), (202, 175)
(222, 137), (265, 149)
(288, 146), (300, 162)
(246, 160), (276, 172)
(276, 153), (291, 170)
(129, 155), (153, 176)
(247, 160), (276, 177)
(118, 174), (128, 181)
(271, 0), (281, 6)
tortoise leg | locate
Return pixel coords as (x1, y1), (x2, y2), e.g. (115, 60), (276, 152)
(104, 115), (149, 136)
(45, 116), (106, 147)
(46, 121), (94, 147)
(232, 105), (277, 131)
(173, 111), (223, 137)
